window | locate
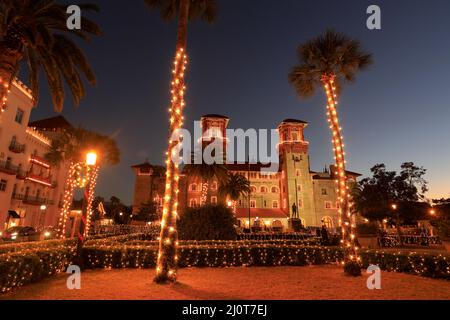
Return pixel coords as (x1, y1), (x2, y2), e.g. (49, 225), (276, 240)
(297, 185), (302, 192)
(260, 186), (267, 193)
(211, 196), (217, 205)
(190, 183), (197, 192)
(250, 186), (257, 193)
(190, 199), (198, 207)
(296, 170), (301, 177)
(211, 182), (218, 191)
(238, 200), (242, 206)
(322, 188), (328, 195)
(0, 179), (7, 192)
(15, 108), (25, 124)
(271, 186), (279, 193)
(325, 201), (332, 209)
(292, 132), (298, 141)
(250, 200), (256, 208)
(263, 200), (267, 207)
(298, 199), (303, 208)
(322, 216), (333, 229)
(272, 200), (279, 209)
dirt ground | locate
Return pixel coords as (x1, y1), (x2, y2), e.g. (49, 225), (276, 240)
(1, 266), (449, 300)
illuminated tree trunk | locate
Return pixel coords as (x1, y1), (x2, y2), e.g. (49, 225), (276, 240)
(322, 74), (359, 263)
(57, 162), (77, 239)
(155, 0), (189, 284)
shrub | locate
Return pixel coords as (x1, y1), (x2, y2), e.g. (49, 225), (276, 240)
(344, 260), (362, 277)
(178, 205), (238, 241)
(356, 222), (379, 235)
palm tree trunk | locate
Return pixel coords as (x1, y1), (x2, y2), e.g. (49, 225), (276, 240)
(155, 0), (190, 284)
(0, 44), (22, 111)
(322, 74), (358, 263)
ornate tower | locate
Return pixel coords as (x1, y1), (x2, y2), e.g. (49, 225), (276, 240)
(277, 119), (317, 226)
(200, 114), (229, 156)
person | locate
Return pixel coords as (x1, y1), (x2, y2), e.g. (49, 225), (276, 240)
(321, 224), (329, 245)
(292, 203), (298, 219)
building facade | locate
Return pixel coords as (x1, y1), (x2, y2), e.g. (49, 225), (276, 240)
(0, 80), (70, 232)
(132, 115), (360, 230)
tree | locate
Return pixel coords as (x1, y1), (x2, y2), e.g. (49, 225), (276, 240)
(184, 158), (228, 205)
(219, 172), (251, 213)
(45, 127), (120, 166)
(91, 196), (106, 222)
(145, 0), (218, 283)
(107, 196), (131, 224)
(134, 201), (159, 222)
(353, 163), (429, 245)
(289, 29), (372, 263)
(0, 0), (101, 112)
(178, 205), (237, 241)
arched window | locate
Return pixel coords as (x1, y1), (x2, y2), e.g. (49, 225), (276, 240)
(271, 186), (279, 193)
(250, 186), (257, 193)
(190, 183), (197, 192)
(322, 216), (334, 229)
(190, 199), (198, 207)
(260, 186), (268, 193)
(211, 182), (218, 191)
(272, 200), (279, 209)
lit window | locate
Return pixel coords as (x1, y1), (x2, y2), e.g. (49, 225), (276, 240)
(271, 186), (279, 193)
(272, 201), (279, 209)
(260, 186), (267, 193)
(292, 132), (298, 141)
(190, 199), (198, 207)
(211, 196), (217, 205)
(190, 184), (197, 192)
(211, 182), (218, 191)
(325, 201), (332, 209)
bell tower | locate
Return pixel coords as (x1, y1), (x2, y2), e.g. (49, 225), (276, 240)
(200, 114), (229, 159)
(277, 119), (317, 226)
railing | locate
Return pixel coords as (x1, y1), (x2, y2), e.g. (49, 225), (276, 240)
(25, 173), (53, 187)
(11, 193), (54, 206)
(9, 141), (26, 154)
(0, 160), (19, 175)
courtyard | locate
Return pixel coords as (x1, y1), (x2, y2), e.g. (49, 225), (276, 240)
(2, 266), (449, 300)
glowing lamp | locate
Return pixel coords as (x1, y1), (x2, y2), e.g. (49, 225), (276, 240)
(40, 205), (47, 210)
(86, 152), (98, 166)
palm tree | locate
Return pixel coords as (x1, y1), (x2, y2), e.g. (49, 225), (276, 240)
(145, 0), (217, 283)
(0, 0), (101, 112)
(184, 160), (228, 205)
(219, 173), (251, 213)
(45, 127), (120, 239)
(288, 29), (372, 263)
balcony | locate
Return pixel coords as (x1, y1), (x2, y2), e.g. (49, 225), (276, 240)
(9, 141), (26, 154)
(30, 155), (51, 169)
(0, 160), (19, 175)
(25, 173), (54, 188)
(12, 193), (55, 206)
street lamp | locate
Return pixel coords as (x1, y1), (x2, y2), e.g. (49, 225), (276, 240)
(86, 152), (98, 166)
(429, 209), (436, 216)
(391, 203), (403, 246)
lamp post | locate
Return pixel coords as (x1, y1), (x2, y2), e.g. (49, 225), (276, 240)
(75, 152), (97, 267)
(391, 204), (403, 246)
(39, 204), (47, 229)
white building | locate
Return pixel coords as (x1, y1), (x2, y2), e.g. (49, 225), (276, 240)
(0, 79), (70, 231)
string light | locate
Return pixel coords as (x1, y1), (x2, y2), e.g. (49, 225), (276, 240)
(155, 47), (188, 283)
(322, 74), (359, 264)
(0, 77), (10, 112)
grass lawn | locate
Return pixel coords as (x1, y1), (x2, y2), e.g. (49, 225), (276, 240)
(1, 265), (449, 300)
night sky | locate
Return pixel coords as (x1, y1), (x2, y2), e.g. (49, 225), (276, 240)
(28, 0), (450, 204)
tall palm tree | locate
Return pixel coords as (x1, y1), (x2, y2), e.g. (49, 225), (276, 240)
(145, 0), (217, 283)
(288, 29), (372, 263)
(184, 160), (228, 205)
(219, 172), (251, 213)
(0, 0), (101, 112)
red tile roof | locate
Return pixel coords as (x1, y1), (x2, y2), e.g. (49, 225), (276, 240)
(235, 208), (288, 219)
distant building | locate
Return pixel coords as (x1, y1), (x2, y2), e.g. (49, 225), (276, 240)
(131, 115), (360, 230)
(0, 79), (71, 231)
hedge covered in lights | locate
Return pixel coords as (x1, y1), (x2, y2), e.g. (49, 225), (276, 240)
(0, 246), (76, 294)
(1, 238), (449, 294)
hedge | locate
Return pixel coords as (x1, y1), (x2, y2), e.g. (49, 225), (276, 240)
(0, 246), (76, 294)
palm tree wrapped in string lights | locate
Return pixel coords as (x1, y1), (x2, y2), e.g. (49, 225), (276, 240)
(289, 29), (372, 265)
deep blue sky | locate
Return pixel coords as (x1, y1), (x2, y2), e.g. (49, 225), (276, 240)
(29, 0), (450, 204)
